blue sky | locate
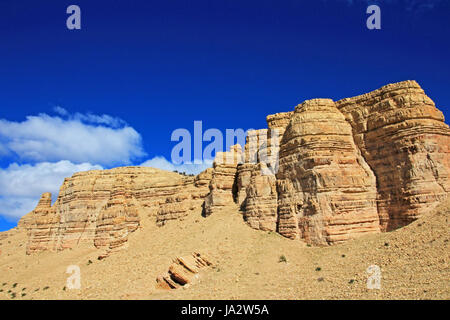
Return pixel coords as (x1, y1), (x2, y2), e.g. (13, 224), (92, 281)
(0, 0), (449, 231)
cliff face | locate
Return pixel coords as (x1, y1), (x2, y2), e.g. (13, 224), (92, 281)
(18, 80), (450, 254)
(19, 167), (211, 256)
(336, 81), (449, 231)
(205, 80), (449, 245)
(276, 99), (380, 244)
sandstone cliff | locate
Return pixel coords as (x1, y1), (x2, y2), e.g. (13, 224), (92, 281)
(202, 80), (449, 245)
(19, 167), (211, 256)
(17, 80), (450, 254)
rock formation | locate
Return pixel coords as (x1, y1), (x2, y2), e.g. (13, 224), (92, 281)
(276, 99), (379, 244)
(19, 167), (211, 256)
(203, 80), (449, 245)
(156, 252), (213, 290)
(336, 81), (449, 231)
(203, 145), (243, 216)
(17, 80), (450, 254)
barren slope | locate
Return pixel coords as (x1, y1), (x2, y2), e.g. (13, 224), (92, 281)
(0, 198), (448, 300)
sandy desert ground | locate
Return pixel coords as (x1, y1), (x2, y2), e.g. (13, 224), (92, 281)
(0, 199), (448, 300)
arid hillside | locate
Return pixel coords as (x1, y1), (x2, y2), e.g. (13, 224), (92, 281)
(0, 80), (449, 300)
(0, 198), (448, 300)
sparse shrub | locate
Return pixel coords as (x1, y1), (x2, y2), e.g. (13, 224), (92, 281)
(341, 254), (346, 258)
(315, 267), (321, 271)
(279, 255), (287, 263)
(87, 260), (93, 265)
(43, 286), (49, 290)
(317, 277), (324, 282)
(349, 279), (355, 284)
(12, 283), (17, 288)
(21, 293), (26, 297)
(384, 242), (389, 247)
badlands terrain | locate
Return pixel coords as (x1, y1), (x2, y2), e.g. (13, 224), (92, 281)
(0, 80), (449, 299)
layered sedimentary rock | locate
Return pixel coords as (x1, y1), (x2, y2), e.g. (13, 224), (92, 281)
(243, 163), (278, 231)
(238, 112), (292, 231)
(156, 252), (213, 290)
(337, 81), (450, 230)
(94, 178), (140, 259)
(234, 81), (449, 244)
(18, 80), (450, 252)
(203, 145), (243, 216)
(20, 167), (212, 255)
(276, 99), (380, 244)
(22, 193), (61, 254)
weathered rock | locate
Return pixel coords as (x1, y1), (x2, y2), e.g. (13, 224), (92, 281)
(19, 167), (212, 255)
(17, 80), (450, 253)
(94, 177), (140, 259)
(276, 99), (380, 244)
(22, 193), (61, 254)
(156, 252), (213, 290)
(337, 80), (450, 231)
(203, 145), (243, 216)
(243, 163), (278, 231)
(235, 80), (449, 245)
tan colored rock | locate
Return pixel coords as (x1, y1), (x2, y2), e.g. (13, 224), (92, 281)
(156, 252), (213, 290)
(22, 193), (61, 254)
(20, 167), (212, 255)
(243, 163), (278, 231)
(203, 145), (243, 216)
(17, 80), (450, 253)
(337, 80), (450, 230)
(234, 80), (449, 245)
(276, 99), (380, 245)
(94, 177), (140, 259)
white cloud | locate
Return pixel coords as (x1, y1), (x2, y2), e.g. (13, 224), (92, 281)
(53, 106), (69, 116)
(140, 156), (212, 175)
(0, 157), (211, 221)
(0, 113), (145, 166)
(0, 161), (103, 220)
(53, 106), (127, 128)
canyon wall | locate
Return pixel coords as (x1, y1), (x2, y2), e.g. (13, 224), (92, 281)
(17, 80), (450, 254)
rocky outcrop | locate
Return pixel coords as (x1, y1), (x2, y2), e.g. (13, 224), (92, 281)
(336, 81), (450, 231)
(22, 193), (61, 254)
(243, 163), (278, 231)
(156, 252), (213, 290)
(19, 167), (212, 255)
(94, 178), (140, 259)
(17, 80), (450, 253)
(203, 145), (243, 216)
(276, 99), (380, 244)
(232, 81), (449, 244)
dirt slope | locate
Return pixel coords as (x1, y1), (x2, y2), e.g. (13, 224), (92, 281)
(0, 199), (448, 300)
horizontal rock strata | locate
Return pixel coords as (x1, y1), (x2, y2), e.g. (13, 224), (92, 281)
(156, 252), (213, 290)
(20, 167), (211, 255)
(18, 80), (450, 253)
